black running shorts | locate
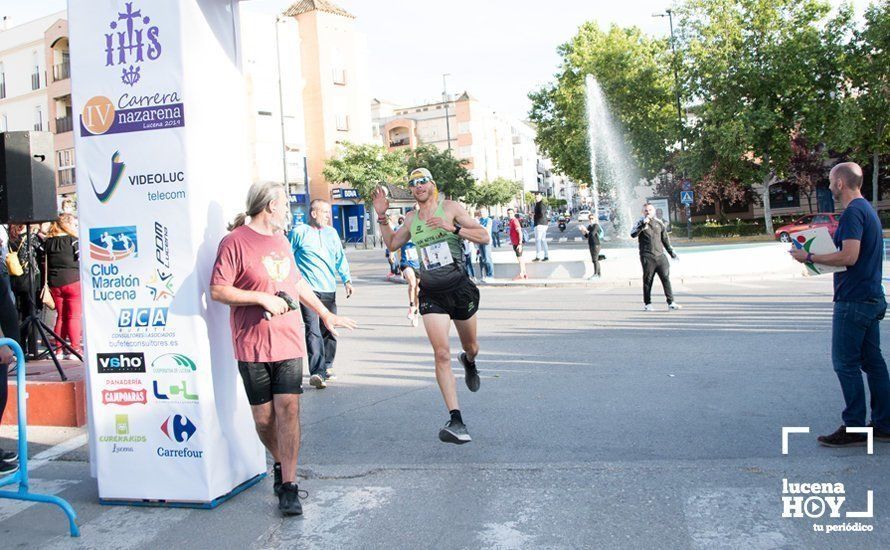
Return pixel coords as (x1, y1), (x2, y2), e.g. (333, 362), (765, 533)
(237, 358), (303, 405)
(419, 277), (480, 321)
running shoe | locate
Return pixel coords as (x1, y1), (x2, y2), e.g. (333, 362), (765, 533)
(459, 352), (480, 392)
(817, 426), (867, 447)
(278, 482), (306, 516)
(273, 463), (283, 496)
(411, 310), (419, 327)
(668, 303), (683, 310)
(438, 419), (472, 444)
(325, 370), (337, 381)
(643, 304), (654, 312)
(309, 374), (327, 389)
(1, 450), (18, 462)
(543, 257), (549, 262)
(0, 459), (19, 476)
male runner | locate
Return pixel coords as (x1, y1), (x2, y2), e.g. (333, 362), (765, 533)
(372, 168), (490, 443)
(211, 182), (356, 515)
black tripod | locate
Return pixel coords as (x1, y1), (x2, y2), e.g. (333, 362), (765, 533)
(17, 225), (81, 381)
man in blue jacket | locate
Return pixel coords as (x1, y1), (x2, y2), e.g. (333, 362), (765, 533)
(290, 200), (354, 389)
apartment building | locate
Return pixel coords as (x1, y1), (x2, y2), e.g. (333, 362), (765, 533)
(372, 93), (541, 192)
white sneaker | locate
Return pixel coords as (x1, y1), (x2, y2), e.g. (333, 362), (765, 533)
(587, 274), (600, 280)
(309, 374), (327, 389)
(407, 306), (415, 320)
(482, 277), (494, 283)
(668, 302), (682, 310)
(411, 312), (419, 327)
(643, 304), (654, 312)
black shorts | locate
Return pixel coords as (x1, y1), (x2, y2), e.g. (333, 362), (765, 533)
(512, 244), (523, 257)
(237, 358), (303, 405)
(419, 277), (480, 320)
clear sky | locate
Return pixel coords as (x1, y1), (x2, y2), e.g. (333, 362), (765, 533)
(2, 0), (874, 120)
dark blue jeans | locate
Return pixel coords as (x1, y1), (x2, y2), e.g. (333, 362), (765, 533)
(299, 291), (337, 378)
(832, 298), (890, 430)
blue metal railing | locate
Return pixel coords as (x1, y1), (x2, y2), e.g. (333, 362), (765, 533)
(0, 338), (79, 537)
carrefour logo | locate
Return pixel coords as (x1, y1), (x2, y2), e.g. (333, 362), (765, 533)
(151, 353), (196, 374)
(160, 414), (196, 442)
(89, 226), (137, 262)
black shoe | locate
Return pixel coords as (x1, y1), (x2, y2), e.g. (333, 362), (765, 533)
(868, 423), (890, 442)
(817, 426), (868, 448)
(278, 482), (306, 516)
(0, 459), (19, 476)
(1, 450), (18, 462)
(532, 258), (540, 262)
(459, 352), (480, 392)
(273, 463), (283, 496)
(438, 419), (472, 444)
(543, 257), (549, 262)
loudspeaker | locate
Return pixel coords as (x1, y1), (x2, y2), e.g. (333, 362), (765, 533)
(0, 131), (58, 224)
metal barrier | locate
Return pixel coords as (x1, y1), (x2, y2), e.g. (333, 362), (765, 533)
(0, 338), (80, 537)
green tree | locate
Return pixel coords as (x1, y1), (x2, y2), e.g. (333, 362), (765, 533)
(323, 142), (406, 202)
(404, 145), (476, 200)
(847, 2), (890, 203)
(529, 23), (677, 185)
(677, 0), (851, 235)
(466, 178), (523, 208)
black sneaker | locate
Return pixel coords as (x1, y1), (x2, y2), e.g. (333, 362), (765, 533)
(543, 257), (549, 262)
(438, 419), (472, 444)
(0, 459), (19, 476)
(817, 426), (868, 448)
(278, 482), (306, 516)
(1, 450), (18, 462)
(273, 463), (283, 496)
(868, 423), (890, 442)
(532, 258), (541, 262)
(459, 352), (480, 392)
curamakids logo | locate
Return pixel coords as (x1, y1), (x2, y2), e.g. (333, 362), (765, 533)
(98, 414), (146, 454)
(97, 352), (146, 373)
(89, 226), (138, 262)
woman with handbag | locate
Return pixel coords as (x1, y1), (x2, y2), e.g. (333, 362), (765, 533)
(44, 214), (81, 358)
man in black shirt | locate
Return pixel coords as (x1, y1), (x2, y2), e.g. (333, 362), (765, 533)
(532, 193), (549, 262)
(630, 203), (681, 311)
(579, 213), (603, 279)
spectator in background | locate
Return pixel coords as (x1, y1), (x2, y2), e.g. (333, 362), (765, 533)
(579, 213), (604, 279)
(491, 216), (501, 248)
(630, 204), (680, 312)
(476, 209), (494, 281)
(0, 326), (18, 475)
(45, 214), (82, 358)
(462, 238), (477, 280)
(289, 199), (354, 390)
(8, 224), (43, 356)
(532, 193), (550, 262)
(507, 208), (527, 280)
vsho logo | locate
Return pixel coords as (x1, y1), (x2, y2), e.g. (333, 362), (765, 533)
(90, 263), (140, 301)
(118, 307), (168, 328)
(151, 353), (197, 374)
(97, 352), (146, 373)
(89, 226), (137, 262)
(105, 2), (161, 87)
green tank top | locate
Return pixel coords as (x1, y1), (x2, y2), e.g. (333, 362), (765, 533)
(409, 198), (467, 290)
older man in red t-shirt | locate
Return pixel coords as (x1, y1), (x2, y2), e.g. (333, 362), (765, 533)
(211, 182), (356, 516)
(507, 208), (527, 280)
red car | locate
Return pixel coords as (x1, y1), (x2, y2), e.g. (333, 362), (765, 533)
(774, 213), (840, 242)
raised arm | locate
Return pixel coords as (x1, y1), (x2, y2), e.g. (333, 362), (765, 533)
(372, 187), (413, 251)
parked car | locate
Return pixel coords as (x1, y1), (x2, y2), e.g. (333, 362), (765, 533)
(774, 213), (840, 242)
(577, 209), (592, 222)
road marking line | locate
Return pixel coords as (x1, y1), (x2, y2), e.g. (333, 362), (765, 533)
(27, 433), (89, 472)
(0, 478), (80, 523)
(42, 505), (193, 549)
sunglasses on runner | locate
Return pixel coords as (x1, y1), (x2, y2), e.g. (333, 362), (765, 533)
(408, 176), (432, 187)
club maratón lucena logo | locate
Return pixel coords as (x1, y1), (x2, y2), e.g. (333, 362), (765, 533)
(782, 427), (875, 533)
(80, 2), (184, 137)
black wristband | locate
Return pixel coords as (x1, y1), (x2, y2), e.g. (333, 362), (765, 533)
(452, 223), (462, 235)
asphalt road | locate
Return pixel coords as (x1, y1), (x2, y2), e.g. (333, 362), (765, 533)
(2, 250), (889, 549)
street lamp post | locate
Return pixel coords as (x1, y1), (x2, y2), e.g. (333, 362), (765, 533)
(274, 16), (289, 193)
(442, 73), (452, 151)
(654, 8), (691, 239)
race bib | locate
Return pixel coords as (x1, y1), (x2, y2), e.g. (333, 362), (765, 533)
(404, 248), (419, 262)
(420, 242), (454, 270)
